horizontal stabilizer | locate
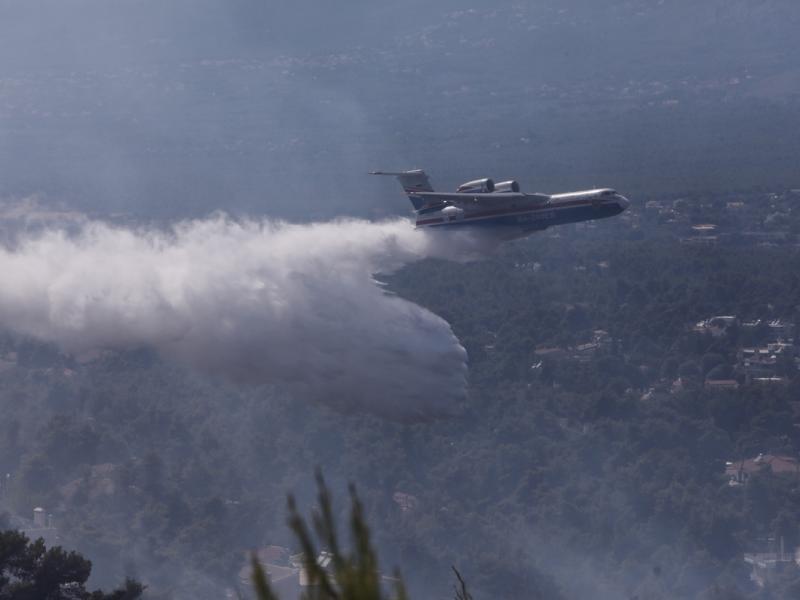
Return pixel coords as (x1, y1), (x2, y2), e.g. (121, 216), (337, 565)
(370, 169), (434, 193)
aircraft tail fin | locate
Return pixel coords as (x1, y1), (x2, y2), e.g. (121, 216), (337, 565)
(370, 169), (435, 211)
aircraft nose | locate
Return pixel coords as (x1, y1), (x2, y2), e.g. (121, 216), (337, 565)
(616, 195), (630, 211)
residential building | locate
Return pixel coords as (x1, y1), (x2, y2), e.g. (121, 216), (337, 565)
(726, 454), (800, 485)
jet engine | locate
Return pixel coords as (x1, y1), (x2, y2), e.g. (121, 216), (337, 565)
(494, 180), (520, 193)
(441, 205), (465, 220)
(457, 178), (494, 193)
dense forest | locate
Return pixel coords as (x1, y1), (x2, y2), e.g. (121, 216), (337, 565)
(3, 191), (800, 599)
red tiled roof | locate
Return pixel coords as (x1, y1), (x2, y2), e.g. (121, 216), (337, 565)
(726, 455), (800, 478)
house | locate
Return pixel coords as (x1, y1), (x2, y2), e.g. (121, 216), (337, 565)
(752, 376), (789, 386)
(572, 342), (600, 362)
(645, 200), (663, 211)
(726, 454), (800, 485)
(691, 224), (717, 233)
(239, 547), (333, 600)
(11, 507), (60, 548)
(704, 379), (739, 390)
(239, 546), (398, 598)
(534, 346), (565, 359)
(694, 316), (737, 337)
(738, 342), (793, 383)
(255, 546), (291, 565)
(768, 319), (795, 340)
(593, 330), (612, 347)
(744, 540), (800, 588)
(392, 492), (418, 513)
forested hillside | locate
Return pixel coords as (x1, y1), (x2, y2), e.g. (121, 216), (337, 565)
(3, 191), (800, 598)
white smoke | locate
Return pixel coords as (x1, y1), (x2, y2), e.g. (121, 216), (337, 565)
(0, 215), (472, 420)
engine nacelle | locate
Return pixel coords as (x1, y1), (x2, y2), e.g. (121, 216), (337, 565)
(457, 178), (494, 193)
(441, 205), (465, 220)
(494, 180), (520, 193)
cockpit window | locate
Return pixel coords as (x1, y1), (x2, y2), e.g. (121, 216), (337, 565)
(602, 190), (616, 196)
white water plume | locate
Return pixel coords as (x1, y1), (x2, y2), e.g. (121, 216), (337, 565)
(0, 215), (472, 420)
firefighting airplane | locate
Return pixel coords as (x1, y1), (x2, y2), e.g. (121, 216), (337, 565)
(371, 169), (629, 240)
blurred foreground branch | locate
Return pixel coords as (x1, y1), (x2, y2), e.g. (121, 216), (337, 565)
(451, 566), (473, 600)
(251, 472), (414, 600)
